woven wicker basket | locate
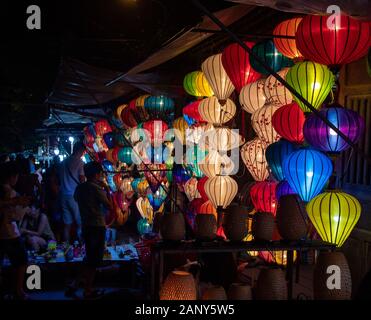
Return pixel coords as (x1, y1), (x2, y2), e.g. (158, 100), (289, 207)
(160, 271), (197, 300)
(223, 205), (249, 241)
(160, 212), (185, 241)
(201, 285), (227, 300)
(252, 212), (275, 241)
(227, 283), (252, 300)
(313, 251), (352, 300)
(276, 194), (308, 241)
(195, 214), (217, 241)
(255, 268), (287, 300)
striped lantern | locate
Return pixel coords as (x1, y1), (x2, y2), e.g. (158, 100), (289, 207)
(144, 95), (175, 120)
(196, 71), (214, 97)
(204, 175), (238, 209)
(185, 145), (207, 178)
(198, 96), (236, 125)
(275, 180), (295, 200)
(251, 104), (282, 145)
(198, 200), (217, 220)
(201, 54), (235, 102)
(183, 71), (203, 97)
(199, 150), (235, 178)
(263, 68), (293, 106)
(173, 117), (189, 145)
(239, 79), (266, 114)
(283, 148), (333, 202)
(184, 177), (200, 202)
(207, 127), (245, 152)
(250, 181), (278, 215)
(240, 138), (269, 181)
(306, 191), (362, 247)
(272, 102), (305, 144)
(183, 100), (203, 123)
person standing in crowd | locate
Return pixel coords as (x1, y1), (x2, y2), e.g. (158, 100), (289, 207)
(58, 141), (86, 243)
(15, 156), (41, 202)
(0, 162), (31, 300)
(66, 161), (112, 299)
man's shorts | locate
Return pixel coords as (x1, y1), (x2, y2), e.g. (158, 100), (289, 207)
(82, 226), (106, 267)
(0, 237), (28, 267)
(60, 195), (81, 225)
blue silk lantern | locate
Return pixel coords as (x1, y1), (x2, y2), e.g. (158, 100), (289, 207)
(183, 114), (196, 126)
(103, 132), (115, 149)
(147, 187), (167, 211)
(137, 218), (152, 235)
(283, 148), (333, 202)
(173, 165), (191, 185)
(131, 178), (142, 193)
(144, 96), (175, 120)
(276, 180), (295, 200)
(303, 105), (365, 153)
(106, 173), (117, 192)
(102, 160), (114, 172)
(118, 147), (133, 165)
(266, 139), (297, 181)
(250, 40), (293, 75)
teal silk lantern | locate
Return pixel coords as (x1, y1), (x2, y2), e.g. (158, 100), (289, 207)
(137, 218), (153, 235)
(147, 187), (167, 212)
(250, 40), (293, 75)
(185, 145), (208, 178)
(283, 148), (333, 202)
(144, 96), (175, 120)
(118, 147), (133, 165)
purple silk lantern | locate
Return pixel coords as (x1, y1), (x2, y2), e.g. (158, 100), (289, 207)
(276, 180), (295, 200)
(303, 105), (365, 153)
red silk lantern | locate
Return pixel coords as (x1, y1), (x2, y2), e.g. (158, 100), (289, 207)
(143, 120), (169, 145)
(197, 176), (209, 201)
(95, 119), (112, 137)
(120, 105), (138, 128)
(250, 181), (278, 216)
(190, 198), (205, 214)
(183, 101), (204, 123)
(273, 18), (303, 60)
(296, 14), (371, 67)
(221, 41), (262, 92)
(198, 200), (217, 220)
(272, 102), (305, 144)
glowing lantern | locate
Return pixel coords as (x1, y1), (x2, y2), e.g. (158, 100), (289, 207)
(198, 200), (217, 219)
(286, 61), (335, 113)
(240, 138), (269, 181)
(115, 191), (130, 212)
(186, 123), (214, 145)
(276, 180), (295, 200)
(259, 250), (297, 266)
(183, 100), (203, 123)
(137, 218), (152, 235)
(239, 79), (266, 114)
(198, 96), (236, 125)
(185, 145), (207, 178)
(118, 147), (133, 165)
(144, 95), (175, 120)
(136, 197), (161, 224)
(207, 127), (244, 151)
(183, 71), (203, 97)
(296, 14), (370, 67)
(143, 120), (169, 146)
(204, 175), (238, 209)
(137, 179), (149, 197)
(250, 40), (293, 75)
(103, 132), (115, 149)
(272, 102), (305, 144)
(160, 271), (197, 300)
(95, 119), (112, 137)
(221, 41), (261, 92)
(131, 177), (142, 193)
(184, 177), (200, 201)
(143, 163), (167, 193)
(173, 165), (191, 185)
(266, 140), (297, 182)
(273, 18), (303, 60)
(250, 181), (278, 215)
(197, 176), (209, 202)
(113, 174), (123, 190)
(106, 147), (120, 164)
(115, 104), (126, 120)
(306, 191), (362, 247)
(283, 148), (333, 202)
(195, 72), (214, 97)
(147, 186), (167, 212)
(121, 177), (134, 198)
(303, 105), (365, 153)
(263, 68), (292, 106)
(135, 94), (150, 121)
(199, 150), (235, 178)
(251, 104), (281, 145)
(120, 105), (138, 128)
(201, 54), (235, 102)
(173, 117), (189, 145)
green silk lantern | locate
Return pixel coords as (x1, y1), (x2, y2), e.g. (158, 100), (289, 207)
(118, 147), (133, 165)
(184, 71), (202, 97)
(286, 61), (335, 113)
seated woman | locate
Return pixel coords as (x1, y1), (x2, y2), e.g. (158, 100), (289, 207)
(20, 205), (55, 251)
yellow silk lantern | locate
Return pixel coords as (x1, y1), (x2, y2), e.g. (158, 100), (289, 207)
(137, 180), (149, 197)
(160, 271), (197, 300)
(201, 54), (235, 102)
(115, 104), (127, 119)
(199, 150), (235, 178)
(306, 191), (362, 247)
(198, 96), (236, 125)
(173, 117), (189, 145)
(196, 71), (214, 97)
(239, 79), (266, 114)
(251, 104), (281, 145)
(204, 175), (238, 209)
(263, 68), (292, 106)
(240, 138), (269, 181)
(136, 196), (164, 225)
(121, 177), (134, 199)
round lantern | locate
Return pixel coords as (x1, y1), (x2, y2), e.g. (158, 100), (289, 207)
(201, 53), (235, 102)
(263, 68), (292, 106)
(195, 71), (214, 97)
(303, 105), (365, 153)
(207, 127), (244, 151)
(160, 271), (197, 300)
(143, 120), (169, 146)
(184, 177), (200, 202)
(250, 40), (293, 75)
(266, 139), (297, 182)
(239, 79), (266, 114)
(183, 100), (203, 123)
(251, 104), (281, 145)
(204, 175), (238, 209)
(240, 138), (269, 181)
(95, 119), (112, 137)
(198, 96), (236, 125)
(306, 191), (362, 247)
(272, 102), (305, 144)
(197, 176), (209, 201)
(183, 71), (203, 97)
(286, 61), (335, 113)
(120, 105), (138, 128)
(283, 148), (333, 202)
(199, 150), (235, 178)
(118, 147), (133, 165)
(296, 14), (370, 67)
(137, 218), (152, 235)
(221, 41), (261, 92)
(275, 180), (295, 200)
(173, 117), (189, 145)
(273, 18), (303, 60)
(144, 95), (175, 120)
(250, 181), (278, 215)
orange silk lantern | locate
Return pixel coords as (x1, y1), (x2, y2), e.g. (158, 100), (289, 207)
(273, 18), (303, 60)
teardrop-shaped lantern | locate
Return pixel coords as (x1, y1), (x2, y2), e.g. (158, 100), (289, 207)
(306, 191), (362, 247)
(184, 177), (201, 202)
(240, 138), (269, 181)
(250, 40), (293, 75)
(143, 163), (167, 193)
(296, 14), (370, 67)
(185, 145), (207, 178)
(206, 127), (245, 152)
(264, 68), (292, 106)
(147, 185), (168, 212)
(283, 148), (333, 202)
(201, 54), (235, 102)
(183, 100), (204, 123)
(303, 105), (365, 153)
(204, 175), (238, 209)
(144, 95), (175, 120)
(286, 61), (335, 113)
(198, 200), (217, 220)
(183, 71), (203, 97)
(186, 123), (214, 145)
(195, 71), (214, 97)
(239, 79), (266, 114)
(272, 102), (305, 144)
(273, 18), (303, 60)
(251, 104), (281, 145)
(173, 117), (189, 145)
(143, 120), (169, 146)
(275, 180), (295, 200)
(198, 96), (236, 125)
(221, 41), (261, 92)
(118, 147), (133, 165)
(266, 139), (298, 182)
(250, 181), (278, 215)
(199, 150), (235, 178)
(197, 176), (209, 202)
